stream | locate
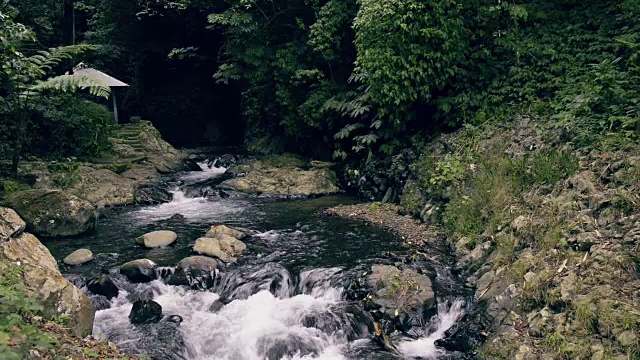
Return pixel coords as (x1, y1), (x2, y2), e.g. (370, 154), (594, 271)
(45, 156), (470, 360)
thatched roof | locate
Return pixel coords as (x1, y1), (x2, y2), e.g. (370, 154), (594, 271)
(73, 63), (129, 88)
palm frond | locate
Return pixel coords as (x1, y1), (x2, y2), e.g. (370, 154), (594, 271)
(31, 74), (111, 98)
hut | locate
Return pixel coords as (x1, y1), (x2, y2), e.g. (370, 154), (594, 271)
(73, 63), (129, 123)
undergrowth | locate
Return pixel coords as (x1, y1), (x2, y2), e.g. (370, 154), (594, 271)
(0, 261), (55, 359)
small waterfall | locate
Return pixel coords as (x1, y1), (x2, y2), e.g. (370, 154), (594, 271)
(170, 189), (190, 203)
(397, 299), (466, 358)
(182, 161), (228, 182)
(132, 188), (244, 223)
(94, 268), (364, 360)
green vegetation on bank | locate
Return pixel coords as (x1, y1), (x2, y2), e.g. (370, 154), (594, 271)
(0, 261), (55, 359)
(401, 118), (640, 359)
(4, 0), (639, 160)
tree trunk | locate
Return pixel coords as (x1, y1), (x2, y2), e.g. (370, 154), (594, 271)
(63, 0), (75, 46)
(11, 114), (27, 179)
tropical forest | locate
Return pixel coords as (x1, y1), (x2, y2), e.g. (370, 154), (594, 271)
(1, 0), (639, 359)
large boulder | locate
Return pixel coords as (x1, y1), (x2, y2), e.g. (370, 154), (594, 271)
(135, 230), (177, 248)
(167, 256), (223, 289)
(63, 248), (93, 266)
(205, 224), (246, 240)
(67, 167), (136, 207)
(120, 259), (158, 283)
(194, 234), (247, 263)
(220, 155), (339, 196)
(0, 225), (94, 337)
(5, 189), (97, 237)
(129, 300), (162, 325)
(0, 208), (25, 241)
(19, 163), (137, 208)
(367, 265), (435, 319)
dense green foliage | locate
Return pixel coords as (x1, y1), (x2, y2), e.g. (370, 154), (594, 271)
(206, 0), (640, 158)
(7, 0), (639, 159)
(0, 1), (111, 176)
(34, 95), (112, 158)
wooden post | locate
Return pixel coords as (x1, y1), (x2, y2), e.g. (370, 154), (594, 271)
(112, 91), (119, 124)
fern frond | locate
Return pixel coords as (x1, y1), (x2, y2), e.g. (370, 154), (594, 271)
(27, 45), (98, 76)
(31, 74), (111, 98)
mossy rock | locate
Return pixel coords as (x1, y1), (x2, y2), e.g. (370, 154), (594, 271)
(5, 189), (97, 237)
(399, 179), (425, 215)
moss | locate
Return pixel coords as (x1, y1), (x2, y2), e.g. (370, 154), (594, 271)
(543, 330), (569, 356)
(493, 233), (517, 266)
(399, 179), (424, 215)
(1, 179), (30, 195)
(478, 340), (519, 359)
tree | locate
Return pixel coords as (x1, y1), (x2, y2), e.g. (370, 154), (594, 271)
(0, 2), (110, 177)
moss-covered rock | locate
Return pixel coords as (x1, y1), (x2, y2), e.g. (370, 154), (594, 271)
(0, 214), (94, 337)
(221, 155), (340, 196)
(5, 189), (97, 237)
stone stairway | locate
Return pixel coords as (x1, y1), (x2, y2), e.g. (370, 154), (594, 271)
(112, 124), (146, 152)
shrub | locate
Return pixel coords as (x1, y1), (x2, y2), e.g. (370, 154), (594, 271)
(48, 161), (82, 189)
(30, 95), (112, 159)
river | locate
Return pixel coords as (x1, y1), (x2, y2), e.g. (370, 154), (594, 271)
(45, 157), (469, 360)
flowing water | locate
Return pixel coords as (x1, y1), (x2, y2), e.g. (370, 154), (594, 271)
(46, 158), (469, 360)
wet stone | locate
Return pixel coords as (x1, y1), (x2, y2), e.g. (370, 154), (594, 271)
(86, 276), (119, 300)
(129, 300), (163, 325)
(63, 248), (93, 266)
(120, 259), (158, 283)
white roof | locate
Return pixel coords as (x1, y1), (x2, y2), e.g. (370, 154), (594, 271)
(73, 62), (129, 87)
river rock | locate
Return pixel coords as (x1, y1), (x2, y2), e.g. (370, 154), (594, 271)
(5, 189), (97, 237)
(129, 300), (163, 324)
(220, 155), (339, 196)
(63, 248), (93, 265)
(367, 265), (435, 319)
(0, 207), (25, 241)
(120, 259), (158, 283)
(205, 224), (246, 240)
(0, 229), (94, 337)
(167, 256), (223, 289)
(134, 184), (173, 204)
(86, 276), (119, 300)
(194, 235), (247, 262)
(136, 230), (177, 248)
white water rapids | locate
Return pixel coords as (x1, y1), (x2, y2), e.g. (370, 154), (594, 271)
(94, 279), (465, 359)
(88, 158), (467, 359)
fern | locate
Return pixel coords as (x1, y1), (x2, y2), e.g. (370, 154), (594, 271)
(27, 45), (98, 77)
(32, 74), (111, 98)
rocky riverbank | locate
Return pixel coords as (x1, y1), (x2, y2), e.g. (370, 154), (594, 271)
(1, 121), (185, 238)
(334, 117), (640, 359)
(0, 207), (139, 358)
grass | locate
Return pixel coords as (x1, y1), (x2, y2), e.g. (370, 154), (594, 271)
(573, 300), (598, 335)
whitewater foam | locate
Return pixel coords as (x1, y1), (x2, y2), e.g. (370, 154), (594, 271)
(397, 299), (466, 358)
